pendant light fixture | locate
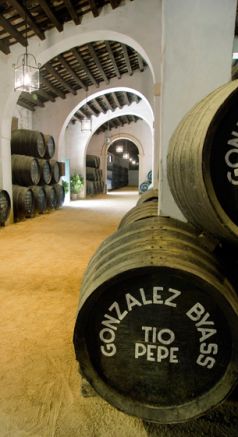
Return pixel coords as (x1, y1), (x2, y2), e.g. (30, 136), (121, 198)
(13, 4), (40, 93)
(81, 89), (92, 132)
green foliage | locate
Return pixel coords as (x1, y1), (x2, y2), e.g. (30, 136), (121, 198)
(62, 179), (69, 194)
(70, 173), (84, 194)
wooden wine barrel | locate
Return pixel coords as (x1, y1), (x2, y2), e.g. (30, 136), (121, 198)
(53, 184), (65, 208)
(12, 185), (35, 220)
(30, 186), (47, 214)
(0, 189), (11, 225)
(139, 180), (150, 193)
(57, 161), (65, 177)
(167, 79), (238, 245)
(11, 129), (46, 158)
(49, 160), (60, 184)
(118, 202), (158, 229)
(43, 185), (57, 210)
(137, 188), (159, 206)
(43, 134), (55, 159)
(11, 154), (40, 186)
(37, 159), (52, 185)
(86, 154), (100, 168)
(73, 216), (238, 424)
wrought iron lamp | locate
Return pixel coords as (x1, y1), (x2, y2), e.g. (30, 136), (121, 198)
(13, 8), (40, 92)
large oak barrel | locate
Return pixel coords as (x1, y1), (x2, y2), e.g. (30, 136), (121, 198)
(11, 129), (46, 158)
(137, 188), (159, 206)
(43, 134), (55, 159)
(43, 185), (57, 210)
(30, 186), (47, 214)
(11, 154), (40, 186)
(73, 216), (238, 424)
(0, 189), (11, 225)
(12, 185), (35, 220)
(53, 184), (65, 208)
(167, 79), (238, 245)
(49, 160), (60, 184)
(86, 154), (100, 168)
(38, 159), (52, 185)
(118, 202), (158, 229)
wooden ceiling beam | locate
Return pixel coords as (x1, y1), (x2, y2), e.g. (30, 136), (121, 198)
(93, 98), (107, 114)
(0, 39), (10, 54)
(17, 99), (35, 111)
(36, 89), (55, 103)
(45, 64), (77, 95)
(85, 103), (97, 116)
(41, 77), (66, 99)
(72, 48), (99, 88)
(105, 41), (121, 79)
(38, 0), (63, 32)
(137, 53), (144, 72)
(111, 92), (122, 109)
(7, 1), (45, 40)
(59, 55), (87, 90)
(20, 92), (45, 108)
(88, 0), (100, 17)
(121, 43), (133, 75)
(0, 15), (26, 47)
(103, 94), (114, 111)
(88, 43), (109, 84)
(63, 0), (81, 25)
(123, 92), (130, 106)
(109, 0), (120, 9)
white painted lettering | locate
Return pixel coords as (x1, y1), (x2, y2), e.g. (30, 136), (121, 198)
(139, 288), (152, 305)
(101, 313), (120, 330)
(100, 343), (116, 357)
(186, 303), (205, 321)
(135, 342), (146, 358)
(125, 293), (142, 311)
(165, 288), (181, 307)
(157, 328), (175, 345)
(109, 301), (128, 321)
(153, 287), (163, 304)
(99, 328), (115, 343)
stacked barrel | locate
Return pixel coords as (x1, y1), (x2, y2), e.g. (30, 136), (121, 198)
(73, 81), (238, 425)
(11, 129), (65, 221)
(86, 154), (105, 195)
(107, 153), (128, 190)
(139, 170), (152, 193)
(0, 189), (11, 226)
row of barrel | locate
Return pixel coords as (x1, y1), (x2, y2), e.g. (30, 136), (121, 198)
(86, 154), (105, 196)
(0, 189), (11, 226)
(107, 153), (128, 190)
(11, 128), (65, 221)
(139, 170), (152, 193)
(73, 80), (238, 425)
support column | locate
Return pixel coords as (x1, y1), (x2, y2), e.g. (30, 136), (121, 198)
(159, 0), (237, 219)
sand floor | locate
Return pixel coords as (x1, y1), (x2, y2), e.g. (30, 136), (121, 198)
(0, 188), (237, 437)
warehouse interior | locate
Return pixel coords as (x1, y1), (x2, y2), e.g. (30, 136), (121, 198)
(1, 0), (238, 436)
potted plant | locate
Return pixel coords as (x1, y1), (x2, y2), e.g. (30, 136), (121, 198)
(62, 179), (69, 194)
(70, 173), (84, 200)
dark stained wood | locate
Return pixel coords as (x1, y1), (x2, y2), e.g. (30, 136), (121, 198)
(58, 54), (87, 90)
(7, 0), (45, 40)
(36, 89), (56, 103)
(0, 15), (27, 47)
(63, 0), (81, 25)
(41, 77), (66, 99)
(45, 63), (77, 95)
(72, 47), (99, 88)
(88, 43), (109, 84)
(112, 92), (122, 108)
(38, 0), (63, 32)
(105, 41), (121, 79)
(109, 0), (120, 8)
(0, 39), (10, 54)
(73, 215), (238, 423)
(88, 0), (100, 17)
(121, 43), (133, 75)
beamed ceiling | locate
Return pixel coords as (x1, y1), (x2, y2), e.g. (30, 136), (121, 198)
(1, 1), (237, 132)
(0, 0), (145, 132)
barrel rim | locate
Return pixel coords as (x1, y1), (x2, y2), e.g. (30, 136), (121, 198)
(74, 265), (238, 423)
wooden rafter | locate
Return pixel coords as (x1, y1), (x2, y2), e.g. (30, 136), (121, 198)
(45, 64), (77, 95)
(7, 0), (45, 40)
(41, 77), (66, 99)
(93, 98), (107, 114)
(17, 99), (35, 111)
(21, 92), (45, 108)
(63, 0), (81, 25)
(105, 41), (121, 79)
(0, 15), (26, 47)
(103, 94), (114, 111)
(109, 0), (120, 8)
(88, 0), (99, 17)
(36, 89), (55, 103)
(137, 53), (144, 72)
(88, 43), (109, 84)
(0, 39), (10, 54)
(111, 92), (122, 108)
(72, 48), (99, 88)
(38, 0), (63, 32)
(123, 92), (130, 106)
(59, 55), (87, 90)
(121, 43), (133, 75)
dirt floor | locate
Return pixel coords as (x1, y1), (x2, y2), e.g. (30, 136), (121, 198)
(0, 187), (238, 437)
